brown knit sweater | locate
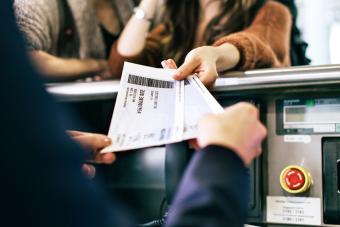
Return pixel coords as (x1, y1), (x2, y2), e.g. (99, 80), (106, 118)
(109, 1), (292, 78)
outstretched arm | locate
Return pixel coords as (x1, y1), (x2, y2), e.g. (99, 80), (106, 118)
(171, 1), (292, 87)
(116, 0), (159, 57)
(166, 103), (267, 226)
(30, 51), (109, 80)
(108, 0), (165, 77)
(213, 1), (292, 70)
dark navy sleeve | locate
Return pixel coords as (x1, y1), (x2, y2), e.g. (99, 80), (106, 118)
(166, 145), (249, 227)
(0, 3), (134, 227)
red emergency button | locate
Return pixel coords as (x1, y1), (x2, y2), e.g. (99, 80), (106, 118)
(280, 165), (312, 194)
(284, 168), (305, 190)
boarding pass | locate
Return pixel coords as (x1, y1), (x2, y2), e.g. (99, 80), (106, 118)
(101, 62), (223, 152)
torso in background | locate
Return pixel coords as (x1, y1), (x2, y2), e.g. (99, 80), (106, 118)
(95, 0), (137, 57)
(13, 0), (106, 59)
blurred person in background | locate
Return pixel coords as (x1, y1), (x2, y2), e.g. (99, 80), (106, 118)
(109, 0), (292, 87)
(13, 0), (138, 81)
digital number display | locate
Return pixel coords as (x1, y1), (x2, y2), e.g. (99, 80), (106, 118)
(278, 98), (340, 134)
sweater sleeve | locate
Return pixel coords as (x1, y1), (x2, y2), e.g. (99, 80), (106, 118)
(108, 24), (165, 78)
(13, 0), (55, 52)
(214, 1), (292, 71)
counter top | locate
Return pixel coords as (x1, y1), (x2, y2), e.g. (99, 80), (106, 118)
(47, 64), (340, 102)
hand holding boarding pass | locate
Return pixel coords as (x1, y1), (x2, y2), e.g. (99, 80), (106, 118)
(101, 62), (223, 153)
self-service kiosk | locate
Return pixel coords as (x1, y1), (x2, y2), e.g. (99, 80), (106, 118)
(48, 64), (340, 226)
(213, 65), (340, 226)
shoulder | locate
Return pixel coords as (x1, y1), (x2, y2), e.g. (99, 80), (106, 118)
(250, 0), (292, 27)
(13, 0), (58, 24)
(259, 1), (291, 18)
(13, 0), (59, 51)
(14, 0), (58, 15)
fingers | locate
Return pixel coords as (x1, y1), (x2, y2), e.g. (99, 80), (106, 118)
(72, 133), (111, 151)
(173, 54), (218, 88)
(161, 60), (167, 68)
(69, 131), (116, 164)
(95, 152), (116, 164)
(76, 133), (115, 164)
(167, 59), (177, 69)
(67, 130), (84, 137)
(161, 59), (178, 69)
(198, 102), (268, 166)
(197, 66), (218, 88)
(164, 48), (218, 88)
(196, 113), (220, 148)
(82, 164), (96, 179)
(173, 57), (200, 80)
(224, 102), (259, 119)
(188, 139), (200, 150)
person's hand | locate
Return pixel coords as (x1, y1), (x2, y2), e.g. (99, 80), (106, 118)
(68, 131), (116, 178)
(197, 103), (267, 166)
(161, 58), (205, 150)
(68, 130), (116, 164)
(173, 43), (240, 88)
(161, 59), (178, 69)
(96, 60), (112, 80)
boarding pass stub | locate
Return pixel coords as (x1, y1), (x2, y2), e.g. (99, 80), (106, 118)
(101, 62), (223, 152)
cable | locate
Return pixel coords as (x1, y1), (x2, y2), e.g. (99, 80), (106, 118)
(137, 212), (168, 227)
(159, 197), (167, 219)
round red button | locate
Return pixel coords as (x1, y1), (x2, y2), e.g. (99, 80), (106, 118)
(280, 165), (312, 194)
(283, 168), (305, 190)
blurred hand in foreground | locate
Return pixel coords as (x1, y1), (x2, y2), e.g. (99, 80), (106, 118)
(68, 130), (116, 178)
(197, 102), (267, 166)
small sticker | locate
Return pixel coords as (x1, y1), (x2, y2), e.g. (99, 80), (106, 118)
(284, 135), (311, 144)
(267, 196), (321, 225)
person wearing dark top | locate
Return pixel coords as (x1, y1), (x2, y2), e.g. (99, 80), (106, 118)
(0, 2), (267, 227)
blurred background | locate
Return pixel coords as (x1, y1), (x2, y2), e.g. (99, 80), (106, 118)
(296, 0), (340, 65)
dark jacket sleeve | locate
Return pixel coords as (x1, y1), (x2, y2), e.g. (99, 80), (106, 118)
(1, 3), (134, 227)
(166, 145), (250, 227)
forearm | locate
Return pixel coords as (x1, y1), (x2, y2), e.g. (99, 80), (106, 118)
(214, 43), (240, 72)
(213, 2), (292, 70)
(30, 51), (107, 79)
(166, 145), (249, 227)
(117, 0), (158, 56)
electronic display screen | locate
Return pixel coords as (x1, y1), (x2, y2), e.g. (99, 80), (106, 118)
(277, 98), (340, 134)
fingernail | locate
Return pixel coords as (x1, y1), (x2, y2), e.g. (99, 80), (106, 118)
(82, 164), (96, 179)
(161, 61), (166, 68)
(104, 138), (111, 144)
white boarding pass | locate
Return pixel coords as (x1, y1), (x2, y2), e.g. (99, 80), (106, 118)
(101, 62), (223, 152)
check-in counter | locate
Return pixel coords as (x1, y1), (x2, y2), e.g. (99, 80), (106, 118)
(48, 64), (340, 226)
(48, 64), (340, 102)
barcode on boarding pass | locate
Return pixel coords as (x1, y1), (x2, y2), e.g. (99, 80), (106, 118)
(128, 74), (174, 89)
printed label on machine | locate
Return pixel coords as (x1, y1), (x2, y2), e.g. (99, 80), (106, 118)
(266, 196), (321, 225)
(284, 135), (311, 144)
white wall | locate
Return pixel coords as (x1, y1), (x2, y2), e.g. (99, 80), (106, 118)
(296, 0), (340, 65)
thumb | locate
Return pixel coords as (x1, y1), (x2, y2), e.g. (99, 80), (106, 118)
(197, 66), (218, 88)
